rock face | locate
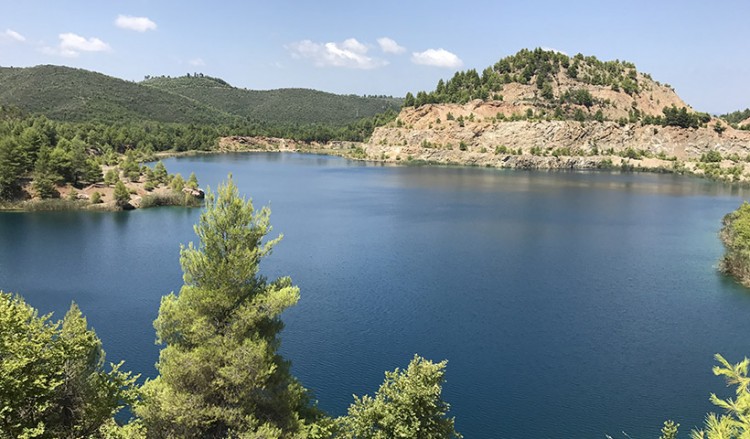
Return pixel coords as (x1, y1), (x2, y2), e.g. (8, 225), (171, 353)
(367, 106), (750, 164)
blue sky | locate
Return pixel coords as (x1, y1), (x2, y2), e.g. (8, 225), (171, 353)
(0, 0), (748, 114)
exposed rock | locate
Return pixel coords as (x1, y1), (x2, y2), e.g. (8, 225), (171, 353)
(182, 187), (205, 198)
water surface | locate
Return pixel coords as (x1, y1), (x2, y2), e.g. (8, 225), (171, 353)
(2, 153), (750, 438)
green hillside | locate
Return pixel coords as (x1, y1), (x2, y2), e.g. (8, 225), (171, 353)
(0, 65), (234, 124)
(142, 74), (402, 125)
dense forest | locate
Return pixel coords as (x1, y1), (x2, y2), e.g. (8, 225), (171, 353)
(0, 64), (401, 202)
(0, 66), (400, 126)
(142, 74), (402, 126)
(2, 178), (750, 438)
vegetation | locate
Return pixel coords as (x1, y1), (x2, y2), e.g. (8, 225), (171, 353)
(0, 66), (400, 147)
(0, 292), (137, 438)
(721, 108), (750, 127)
(1, 177), (460, 438)
(403, 48), (641, 108)
(143, 74), (402, 126)
(719, 202), (750, 286)
(338, 355), (461, 439)
(0, 106), (396, 204)
(401, 48), (720, 129)
(0, 66), (401, 127)
(690, 354), (750, 438)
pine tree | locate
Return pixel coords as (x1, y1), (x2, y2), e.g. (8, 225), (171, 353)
(338, 355), (461, 439)
(136, 176), (320, 438)
(690, 354), (750, 439)
(113, 180), (131, 207)
(187, 172), (199, 190)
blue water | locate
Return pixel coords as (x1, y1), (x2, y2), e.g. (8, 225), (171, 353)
(2, 152), (750, 438)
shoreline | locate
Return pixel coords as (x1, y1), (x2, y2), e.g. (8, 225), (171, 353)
(5, 138), (748, 214)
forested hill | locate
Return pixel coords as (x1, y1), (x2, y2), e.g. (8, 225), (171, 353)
(142, 74), (402, 125)
(0, 65), (235, 124)
(403, 48), (694, 124)
(0, 65), (402, 126)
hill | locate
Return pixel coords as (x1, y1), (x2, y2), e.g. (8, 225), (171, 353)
(141, 74), (402, 126)
(0, 65), (234, 124)
(404, 48), (693, 123)
(346, 48), (750, 181)
(0, 66), (402, 127)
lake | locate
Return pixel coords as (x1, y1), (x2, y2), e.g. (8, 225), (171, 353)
(2, 152), (750, 438)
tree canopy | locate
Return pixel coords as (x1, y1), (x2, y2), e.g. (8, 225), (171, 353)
(0, 292), (137, 439)
(135, 176), (321, 438)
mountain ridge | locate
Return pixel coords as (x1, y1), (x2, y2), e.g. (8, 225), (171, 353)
(0, 65), (401, 126)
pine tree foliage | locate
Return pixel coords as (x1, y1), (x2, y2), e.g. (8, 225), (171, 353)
(691, 355), (750, 439)
(660, 420), (679, 439)
(136, 176), (320, 438)
(337, 355), (461, 439)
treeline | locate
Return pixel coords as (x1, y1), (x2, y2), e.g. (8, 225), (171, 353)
(0, 65), (402, 127)
(720, 108), (750, 130)
(403, 48), (646, 108)
(643, 105), (712, 129)
(0, 107), (397, 201)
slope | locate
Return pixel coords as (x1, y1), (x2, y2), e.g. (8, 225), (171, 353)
(0, 65), (237, 124)
(142, 74), (402, 126)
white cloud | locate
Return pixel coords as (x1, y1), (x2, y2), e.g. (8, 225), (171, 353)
(188, 58), (205, 67)
(411, 48), (463, 68)
(42, 33), (111, 58)
(541, 46), (567, 56)
(3, 29), (26, 42)
(115, 15), (157, 32)
(377, 37), (405, 54)
(286, 38), (387, 69)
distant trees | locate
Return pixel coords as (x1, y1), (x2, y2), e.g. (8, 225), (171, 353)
(0, 137), (24, 199)
(0, 292), (136, 438)
(402, 48), (645, 113)
(113, 180), (131, 207)
(0, 104), (400, 202)
(719, 202), (750, 286)
(662, 105), (705, 129)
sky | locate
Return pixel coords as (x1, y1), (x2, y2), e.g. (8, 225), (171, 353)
(0, 0), (748, 114)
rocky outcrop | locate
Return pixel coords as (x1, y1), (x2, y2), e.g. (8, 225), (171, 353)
(368, 112), (750, 162)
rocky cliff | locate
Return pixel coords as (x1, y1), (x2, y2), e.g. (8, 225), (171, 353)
(367, 102), (750, 162)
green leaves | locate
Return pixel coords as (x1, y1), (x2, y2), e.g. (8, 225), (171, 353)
(691, 354), (750, 439)
(0, 292), (137, 439)
(719, 202), (750, 286)
(138, 176), (318, 438)
(338, 355), (461, 439)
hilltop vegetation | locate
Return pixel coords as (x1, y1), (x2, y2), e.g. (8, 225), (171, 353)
(0, 65), (234, 124)
(0, 65), (398, 148)
(143, 73), (402, 126)
(0, 65), (400, 128)
(403, 48), (710, 127)
(721, 108), (750, 130)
